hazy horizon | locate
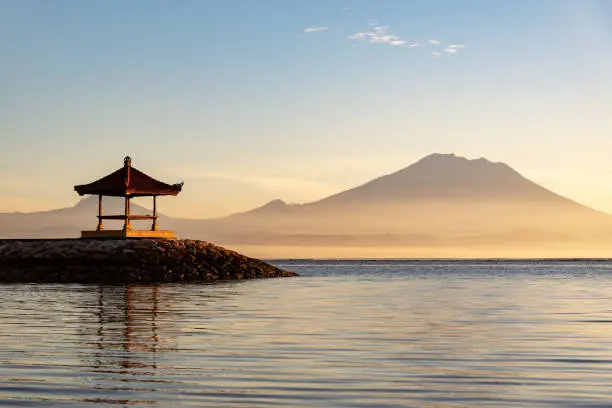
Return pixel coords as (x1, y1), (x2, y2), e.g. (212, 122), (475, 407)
(3, 152), (612, 219)
(4, 152), (612, 259)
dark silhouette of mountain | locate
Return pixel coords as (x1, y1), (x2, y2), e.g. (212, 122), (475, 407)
(222, 154), (599, 215)
(2, 154), (611, 252)
(229, 199), (295, 217)
(211, 154), (608, 234)
(0, 196), (159, 238)
(311, 153), (589, 205)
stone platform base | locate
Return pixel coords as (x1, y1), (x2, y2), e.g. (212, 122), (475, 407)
(0, 239), (298, 283)
(81, 230), (176, 239)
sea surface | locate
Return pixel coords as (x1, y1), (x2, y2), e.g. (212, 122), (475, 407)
(2, 260), (612, 407)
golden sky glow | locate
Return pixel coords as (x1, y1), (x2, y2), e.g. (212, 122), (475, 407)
(1, 1), (611, 218)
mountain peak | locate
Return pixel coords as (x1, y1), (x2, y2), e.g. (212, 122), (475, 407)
(420, 152), (459, 161)
(228, 198), (290, 218)
(415, 153), (502, 167)
(261, 199), (288, 208)
(402, 153), (516, 177)
(310, 153), (562, 206)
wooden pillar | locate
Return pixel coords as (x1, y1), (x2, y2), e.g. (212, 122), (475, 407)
(151, 195), (158, 231)
(96, 195), (104, 231)
(123, 195), (132, 231)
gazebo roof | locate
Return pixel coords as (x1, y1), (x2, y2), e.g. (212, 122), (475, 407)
(74, 156), (183, 197)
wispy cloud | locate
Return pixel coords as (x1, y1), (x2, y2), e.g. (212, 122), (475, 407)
(304, 27), (329, 33)
(434, 43), (467, 56)
(443, 45), (467, 55)
(345, 21), (465, 59)
(348, 24), (408, 46)
(604, 62), (612, 67)
(348, 32), (366, 40)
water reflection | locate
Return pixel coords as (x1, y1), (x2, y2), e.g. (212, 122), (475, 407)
(77, 283), (246, 407)
(79, 285), (189, 407)
(89, 286), (165, 370)
(3, 263), (612, 407)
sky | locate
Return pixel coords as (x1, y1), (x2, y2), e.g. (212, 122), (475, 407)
(1, 0), (612, 218)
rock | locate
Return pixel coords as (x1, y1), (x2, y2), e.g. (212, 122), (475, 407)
(0, 238), (297, 283)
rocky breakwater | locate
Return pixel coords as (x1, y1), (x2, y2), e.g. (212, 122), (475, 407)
(0, 239), (297, 283)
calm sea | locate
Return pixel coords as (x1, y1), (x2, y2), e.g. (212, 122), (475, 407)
(2, 260), (612, 407)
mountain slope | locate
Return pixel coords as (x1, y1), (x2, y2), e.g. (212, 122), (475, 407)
(211, 154), (609, 236)
(311, 153), (595, 207)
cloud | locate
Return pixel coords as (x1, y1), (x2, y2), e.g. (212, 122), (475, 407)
(604, 62), (612, 67)
(348, 25), (408, 46)
(346, 21), (465, 58)
(348, 32), (367, 40)
(304, 27), (329, 33)
(443, 44), (466, 55)
(342, 7), (350, 11)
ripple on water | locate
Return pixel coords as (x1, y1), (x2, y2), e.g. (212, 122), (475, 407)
(2, 262), (612, 406)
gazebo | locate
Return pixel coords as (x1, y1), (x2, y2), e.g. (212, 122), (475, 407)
(74, 156), (183, 239)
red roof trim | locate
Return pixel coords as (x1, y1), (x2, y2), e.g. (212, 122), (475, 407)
(74, 158), (183, 197)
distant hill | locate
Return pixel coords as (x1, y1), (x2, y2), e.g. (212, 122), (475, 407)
(311, 153), (592, 205)
(2, 153), (612, 255)
(0, 197), (159, 238)
(203, 153), (610, 237)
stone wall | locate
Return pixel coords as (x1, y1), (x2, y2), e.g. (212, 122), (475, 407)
(0, 239), (297, 283)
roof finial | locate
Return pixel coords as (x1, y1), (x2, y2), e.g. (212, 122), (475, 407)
(124, 156), (132, 167)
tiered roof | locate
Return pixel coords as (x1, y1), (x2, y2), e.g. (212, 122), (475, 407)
(74, 157), (183, 197)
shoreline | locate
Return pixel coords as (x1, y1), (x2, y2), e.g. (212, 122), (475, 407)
(0, 238), (298, 283)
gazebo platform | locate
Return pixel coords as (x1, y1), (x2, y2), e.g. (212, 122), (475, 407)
(81, 230), (176, 239)
(74, 156), (183, 240)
